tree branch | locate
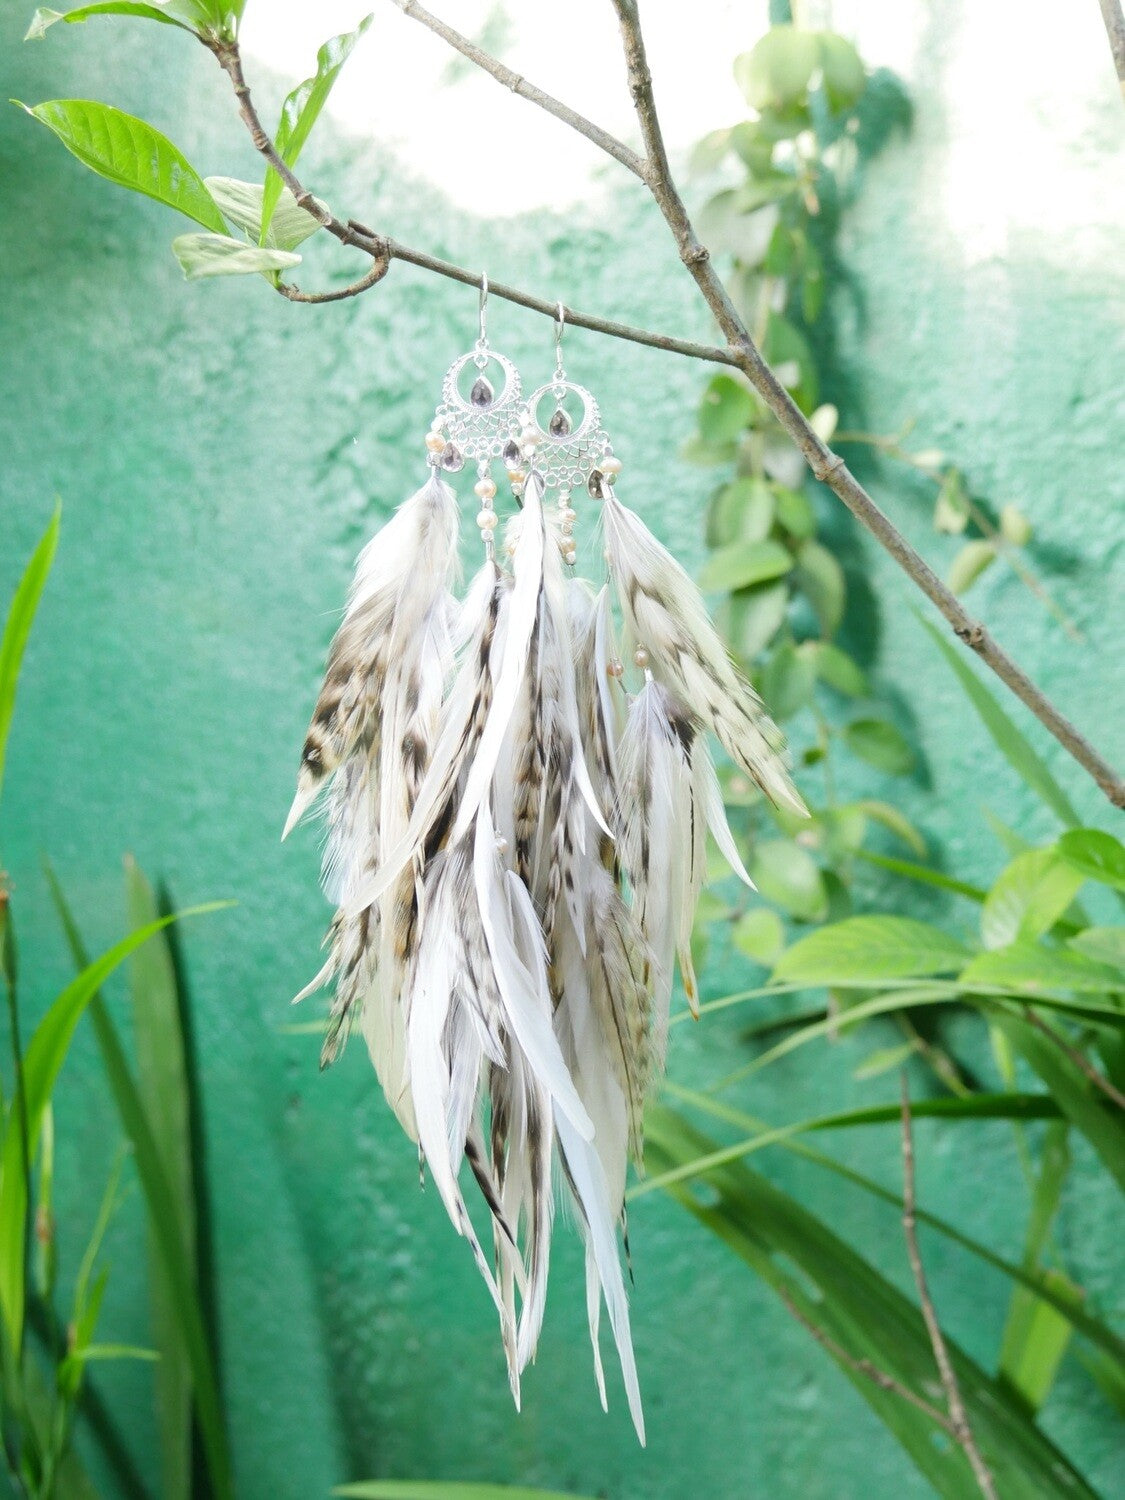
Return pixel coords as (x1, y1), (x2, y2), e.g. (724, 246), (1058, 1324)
(1097, 0), (1125, 95)
(275, 257), (390, 303)
(901, 1076), (999, 1500)
(210, 19), (1125, 809)
(389, 0), (648, 179)
(1019, 1008), (1125, 1112)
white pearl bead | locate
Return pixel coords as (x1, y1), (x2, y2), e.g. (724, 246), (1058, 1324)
(634, 646), (649, 668)
(477, 510), (498, 530)
(425, 431), (446, 454)
(602, 455), (623, 477)
(474, 477), (497, 500)
(520, 426), (540, 448)
(430, 417), (444, 433)
(564, 549), (577, 566)
(562, 507), (577, 524)
(507, 468), (527, 484)
(495, 836), (509, 855)
(607, 660), (624, 679)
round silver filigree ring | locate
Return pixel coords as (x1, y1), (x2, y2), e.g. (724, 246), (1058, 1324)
(524, 380), (608, 490)
(435, 350), (523, 464)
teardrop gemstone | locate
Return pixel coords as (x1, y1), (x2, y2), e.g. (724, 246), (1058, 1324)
(440, 442), (465, 472)
(548, 408), (572, 437)
(470, 375), (494, 408)
(502, 439), (522, 467)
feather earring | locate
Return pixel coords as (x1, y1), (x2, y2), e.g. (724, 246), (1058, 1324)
(286, 291), (805, 1445)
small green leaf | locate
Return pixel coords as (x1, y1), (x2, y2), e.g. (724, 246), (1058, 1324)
(817, 32), (866, 112)
(852, 1041), (917, 1081)
(751, 839), (827, 922)
(706, 477), (774, 547)
(773, 485), (815, 539)
(1000, 503), (1033, 546)
(724, 581), (789, 660)
(920, 616), (1080, 827)
(699, 539), (793, 592)
(1069, 927), (1125, 970)
(933, 469), (970, 534)
(260, 13), (374, 241)
(688, 127), (732, 176)
(732, 908), (785, 966)
(773, 915), (970, 984)
(760, 640), (816, 720)
(813, 642), (868, 698)
(948, 538), (997, 593)
(842, 718), (915, 776)
(205, 176), (323, 250)
(698, 373), (755, 446)
(980, 849), (1085, 950)
(794, 538), (845, 635)
(857, 850), (985, 902)
(960, 943), (1124, 996)
(1057, 829), (1125, 892)
(26, 3), (197, 40)
(0, 504), (59, 811)
(21, 100), (225, 232)
(854, 801), (926, 857)
(734, 26), (820, 110)
(172, 233), (301, 281)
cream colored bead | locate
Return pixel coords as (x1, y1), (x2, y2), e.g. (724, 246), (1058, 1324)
(507, 468), (527, 484)
(495, 836), (509, 855)
(634, 646), (649, 668)
(425, 431), (446, 454)
(474, 476), (497, 500)
(607, 660), (624, 679)
(562, 507), (577, 524)
(520, 426), (541, 448)
(602, 455), (623, 477)
(564, 549), (577, 566)
(430, 416), (445, 433)
(476, 510), (498, 530)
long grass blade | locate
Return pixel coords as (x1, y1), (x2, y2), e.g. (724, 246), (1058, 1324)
(335, 1487), (597, 1500)
(0, 503), (60, 811)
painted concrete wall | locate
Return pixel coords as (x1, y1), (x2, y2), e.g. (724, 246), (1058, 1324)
(1, 3), (1122, 1496)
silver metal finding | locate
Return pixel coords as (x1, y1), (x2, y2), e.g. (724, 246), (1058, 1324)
(430, 273), (524, 469)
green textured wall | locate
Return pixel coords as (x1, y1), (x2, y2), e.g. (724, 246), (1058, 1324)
(2, 6), (1122, 1499)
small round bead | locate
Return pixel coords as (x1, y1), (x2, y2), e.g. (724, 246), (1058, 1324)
(476, 510), (498, 530)
(634, 646), (649, 668)
(602, 455), (623, 477)
(430, 416), (445, 433)
(564, 549), (577, 566)
(520, 426), (540, 447)
(474, 476), (497, 500)
(425, 431), (446, 454)
(495, 835), (509, 855)
(507, 468), (527, 484)
(607, 660), (624, 679)
(562, 507), (577, 524)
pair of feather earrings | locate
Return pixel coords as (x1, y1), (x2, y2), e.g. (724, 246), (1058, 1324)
(284, 299), (805, 1442)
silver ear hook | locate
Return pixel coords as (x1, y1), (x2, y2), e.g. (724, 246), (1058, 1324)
(477, 273), (489, 352)
(554, 302), (566, 385)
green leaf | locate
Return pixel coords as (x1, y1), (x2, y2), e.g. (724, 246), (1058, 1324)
(732, 908), (785, 966)
(773, 485), (815, 539)
(724, 581), (788, 660)
(697, 373), (755, 446)
(764, 312), (818, 413)
(26, 3), (197, 40)
(127, 858), (195, 1500)
(706, 477), (774, 547)
(0, 902), (225, 1352)
(1070, 927), (1125, 970)
(335, 1488), (595, 1500)
(774, 915), (970, 984)
(171, 232), (302, 281)
(852, 1041), (917, 1080)
(980, 849), (1085, 950)
(817, 32), (866, 112)
(1000, 503), (1033, 546)
(948, 538), (997, 593)
(760, 640), (816, 720)
(260, 14), (374, 241)
(20, 100), (226, 232)
(688, 127), (732, 176)
(814, 642), (868, 698)
(856, 850), (986, 902)
(204, 176), (323, 251)
(1057, 829), (1125, 892)
(854, 800), (926, 857)
(751, 839), (827, 922)
(920, 616), (1080, 827)
(933, 468), (970, 534)
(645, 1107), (1100, 1500)
(960, 942), (1125, 997)
(997, 1014), (1125, 1193)
(842, 718), (915, 776)
(698, 538), (793, 592)
(793, 539), (845, 636)
(0, 504), (59, 811)
(46, 870), (234, 1500)
(734, 26), (820, 110)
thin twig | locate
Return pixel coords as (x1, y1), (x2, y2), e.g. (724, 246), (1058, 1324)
(209, 25), (1125, 810)
(275, 258), (390, 303)
(1019, 1007), (1125, 1111)
(777, 1285), (956, 1435)
(1097, 0), (1125, 95)
(389, 0), (648, 179)
(901, 1076), (999, 1500)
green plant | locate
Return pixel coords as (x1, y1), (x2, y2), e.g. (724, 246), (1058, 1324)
(0, 513), (230, 1498)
